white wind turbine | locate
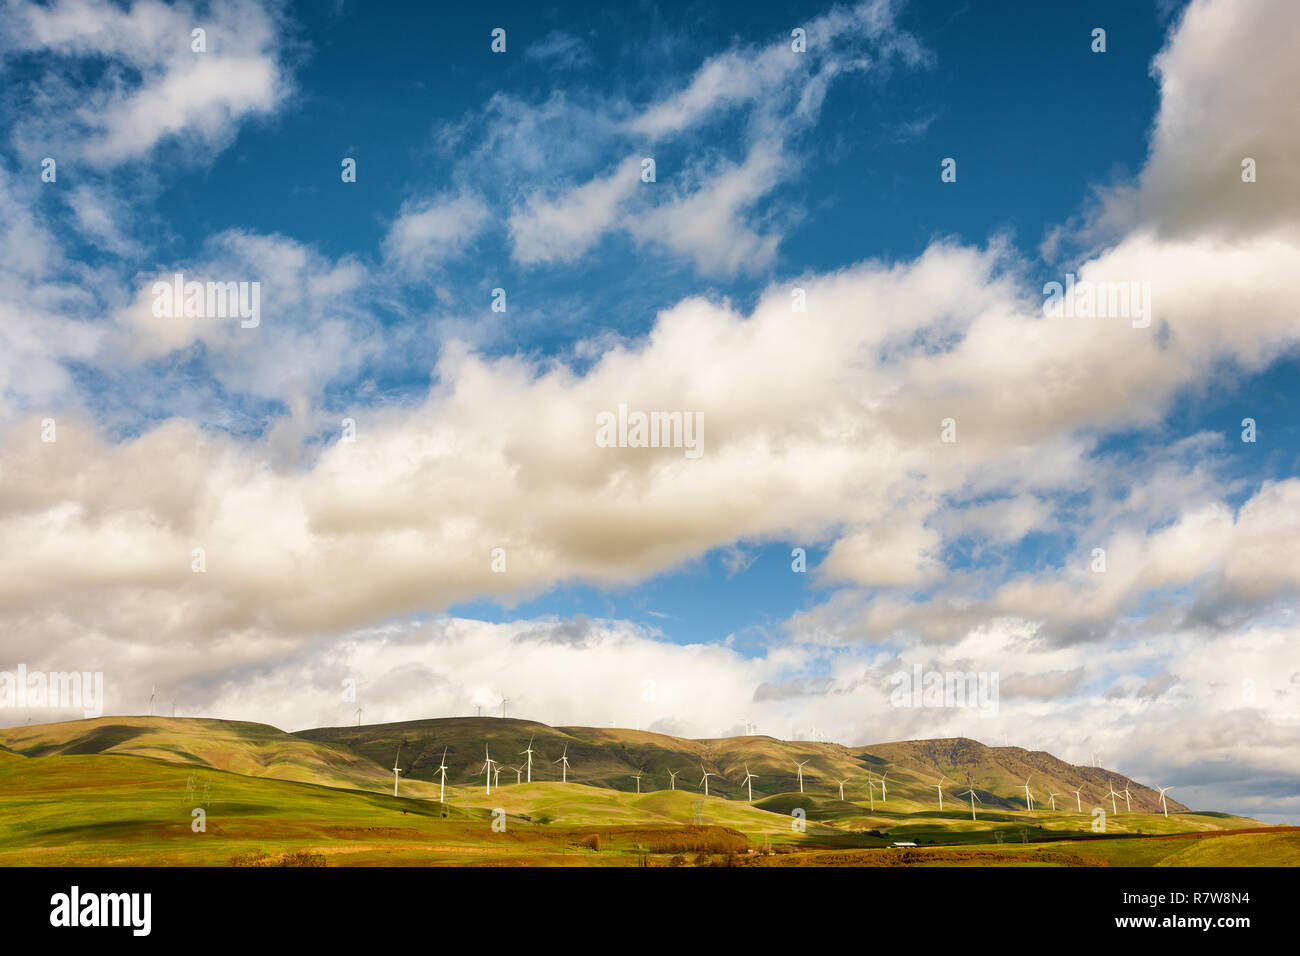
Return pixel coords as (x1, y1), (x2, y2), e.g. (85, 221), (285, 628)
(149, 686), (156, 717)
(1022, 777), (1035, 811)
(878, 770), (890, 802)
(554, 744), (571, 783)
(1046, 790), (1061, 811)
(741, 765), (759, 803)
(1154, 785), (1173, 818)
(513, 766), (523, 785)
(794, 759), (810, 793)
(492, 764), (501, 789)
(837, 778), (849, 801)
(700, 767), (717, 797)
(935, 774), (949, 811)
(392, 746), (403, 797)
(519, 736), (535, 782)
(500, 696), (510, 718)
(1120, 785), (1132, 812)
(632, 769), (643, 794)
(960, 787), (982, 821)
(668, 769), (680, 791)
(865, 772), (878, 811)
(435, 747), (449, 803)
(1070, 788), (1083, 812)
(479, 745), (498, 795)
(1105, 781), (1120, 814)
(354, 707), (362, 727)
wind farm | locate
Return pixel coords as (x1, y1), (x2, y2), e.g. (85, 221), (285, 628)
(0, 714), (1293, 868)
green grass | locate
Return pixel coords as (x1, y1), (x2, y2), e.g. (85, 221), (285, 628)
(1, 717), (1287, 867)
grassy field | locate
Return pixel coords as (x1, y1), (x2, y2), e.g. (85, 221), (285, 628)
(0, 717), (1289, 867)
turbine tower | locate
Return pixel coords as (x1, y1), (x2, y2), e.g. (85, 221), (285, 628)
(667, 769), (680, 791)
(554, 744), (571, 783)
(935, 774), (949, 811)
(500, 696), (510, 719)
(632, 769), (642, 794)
(1022, 777), (1035, 811)
(794, 759), (809, 793)
(699, 767), (716, 796)
(1046, 790), (1061, 811)
(960, 787), (981, 821)
(836, 778), (848, 801)
(1120, 786), (1132, 812)
(878, 770), (890, 802)
(519, 736), (535, 783)
(479, 744), (498, 795)
(741, 765), (759, 803)
(1155, 785), (1173, 818)
(355, 707), (362, 727)
(865, 772), (877, 811)
(513, 766), (523, 785)
(149, 685), (156, 717)
(392, 745), (403, 797)
(435, 747), (449, 803)
(1070, 788), (1083, 812)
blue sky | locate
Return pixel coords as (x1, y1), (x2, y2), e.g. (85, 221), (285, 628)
(1, 0), (1299, 822)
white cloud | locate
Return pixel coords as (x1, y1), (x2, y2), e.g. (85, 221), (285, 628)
(383, 192), (491, 272)
(6, 0), (288, 166)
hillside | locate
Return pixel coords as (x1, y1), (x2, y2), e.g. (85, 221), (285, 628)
(297, 717), (1189, 813)
(0, 716), (439, 798)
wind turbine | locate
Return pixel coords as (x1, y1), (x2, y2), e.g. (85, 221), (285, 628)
(865, 772), (877, 811)
(1120, 786), (1132, 812)
(878, 770), (890, 802)
(1070, 788), (1083, 812)
(519, 736), (535, 782)
(355, 707), (362, 727)
(149, 686), (156, 717)
(935, 774), (949, 811)
(554, 744), (571, 783)
(1155, 785), (1173, 818)
(960, 787), (982, 821)
(794, 759), (810, 793)
(700, 767), (716, 797)
(1105, 781), (1120, 815)
(741, 765), (759, 803)
(1022, 777), (1035, 811)
(435, 747), (449, 803)
(500, 696), (510, 719)
(667, 769), (680, 791)
(513, 766), (524, 785)
(632, 769), (643, 794)
(1046, 790), (1061, 811)
(479, 745), (498, 795)
(492, 764), (501, 789)
(392, 746), (403, 797)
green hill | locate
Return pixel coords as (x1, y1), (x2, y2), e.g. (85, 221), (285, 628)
(296, 718), (1189, 815)
(0, 716), (439, 798)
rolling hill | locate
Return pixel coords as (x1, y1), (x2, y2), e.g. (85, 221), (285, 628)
(0, 716), (439, 798)
(295, 716), (1190, 814)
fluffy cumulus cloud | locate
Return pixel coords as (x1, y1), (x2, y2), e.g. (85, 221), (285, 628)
(1, 0), (1299, 821)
